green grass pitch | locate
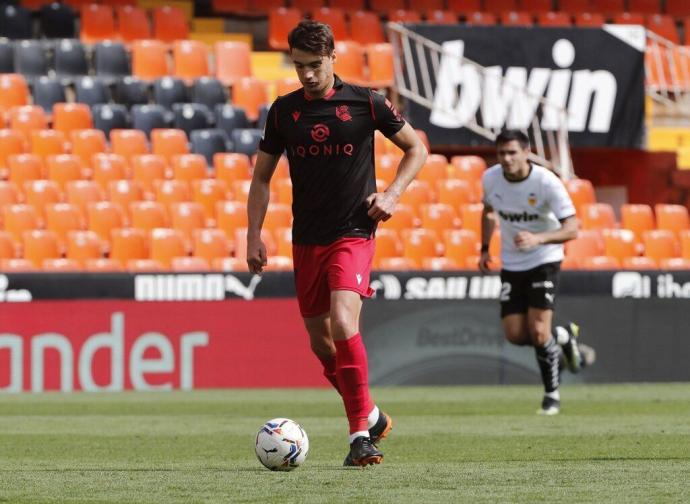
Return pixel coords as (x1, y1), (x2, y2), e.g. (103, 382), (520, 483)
(1, 384), (689, 503)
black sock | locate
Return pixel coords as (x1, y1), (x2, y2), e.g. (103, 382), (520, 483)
(535, 337), (560, 393)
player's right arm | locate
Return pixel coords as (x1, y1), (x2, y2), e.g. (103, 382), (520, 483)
(479, 203), (496, 274)
(247, 150), (281, 274)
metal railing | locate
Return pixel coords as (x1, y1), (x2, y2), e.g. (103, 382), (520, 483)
(645, 30), (690, 111)
(386, 22), (573, 179)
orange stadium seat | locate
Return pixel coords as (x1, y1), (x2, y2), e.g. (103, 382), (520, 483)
(268, 7), (302, 51)
(132, 154), (169, 195)
(416, 154), (449, 185)
(369, 0), (406, 15)
(171, 256), (211, 272)
(0, 258), (37, 271)
(3, 204), (39, 245)
(579, 203), (616, 230)
(422, 257), (459, 271)
(93, 156), (128, 192)
(110, 227), (148, 265)
(460, 203), (484, 236)
(172, 154), (208, 182)
(484, 0), (517, 10)
(621, 256), (657, 270)
(379, 203), (418, 232)
(312, 8), (347, 40)
(214, 153), (252, 184)
(521, 0), (553, 13)
(87, 201), (124, 248)
(646, 14), (679, 44)
(174, 40), (209, 82)
(215, 41), (252, 86)
(84, 258), (124, 272)
(46, 154), (85, 191)
(22, 229), (60, 268)
(329, 0), (365, 11)
(23, 179), (61, 222)
(117, 5), (151, 42)
(263, 203), (292, 236)
(680, 230), (690, 259)
(401, 228), (440, 266)
(150, 228), (187, 268)
(274, 177), (292, 205)
(231, 180), (253, 203)
(376, 153), (403, 184)
(155, 179), (191, 208)
(7, 154), (44, 189)
(565, 229), (605, 259)
(0, 181), (20, 210)
(372, 228), (401, 267)
(444, 229), (480, 266)
(275, 77), (302, 96)
(132, 40), (169, 81)
(30, 130), (68, 158)
(169, 201), (206, 247)
(334, 41), (367, 86)
(108, 180), (144, 220)
(9, 106), (48, 137)
(266, 255), (293, 272)
(565, 178), (596, 215)
(232, 77), (268, 123)
(0, 74), (30, 111)
(151, 129), (189, 161)
(347, 11), (385, 45)
(212, 257), (246, 271)
(378, 256), (417, 270)
(216, 200), (248, 236)
(449, 155), (486, 182)
(0, 231), (16, 260)
(500, 11), (533, 26)
(110, 129), (149, 159)
(465, 12), (498, 25)
(591, 0), (625, 15)
(538, 12), (572, 26)
(437, 179), (477, 207)
(612, 12), (644, 25)
(559, 0), (591, 13)
(234, 227), (277, 260)
(398, 180), (433, 208)
(667, 0), (690, 18)
(192, 179), (229, 224)
(66, 230), (103, 265)
(643, 229), (680, 262)
(0, 130), (27, 173)
(274, 227), (292, 258)
(420, 203), (461, 234)
(425, 10), (458, 24)
(193, 228), (230, 264)
(580, 255), (620, 270)
(80, 4), (116, 43)
(45, 202), (83, 250)
(71, 129), (107, 168)
(126, 259), (165, 272)
(388, 9), (421, 23)
(621, 204), (655, 244)
(659, 257), (690, 270)
(153, 6), (189, 43)
(52, 103), (92, 134)
(603, 228), (637, 263)
(409, 0), (446, 11)
(654, 204), (690, 237)
(574, 12), (605, 27)
(41, 258), (81, 271)
(130, 201), (168, 231)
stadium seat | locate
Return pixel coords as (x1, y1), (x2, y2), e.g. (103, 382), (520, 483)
(398, 180), (433, 208)
(559, 0), (592, 13)
(388, 9), (421, 23)
(680, 230), (690, 259)
(131, 154), (168, 196)
(169, 201), (206, 246)
(172, 154), (208, 182)
(0, 39), (12, 74)
(130, 201), (168, 232)
(591, 0), (625, 15)
(521, 0), (552, 13)
(538, 11), (572, 27)
(52, 103), (92, 134)
(110, 129), (149, 160)
(46, 154), (84, 191)
(646, 15), (679, 44)
(150, 227), (186, 268)
(401, 228), (440, 266)
(9, 106), (48, 137)
(0, 230), (16, 260)
(376, 153), (403, 184)
(565, 178), (596, 216)
(333, 41), (366, 86)
(22, 229), (60, 267)
(500, 11), (533, 26)
(460, 203), (484, 236)
(291, 0), (326, 13)
(110, 227), (148, 264)
(65, 180), (103, 219)
(347, 11), (385, 45)
(193, 228), (231, 264)
(230, 129), (262, 156)
(659, 257), (690, 270)
(30, 129), (67, 158)
(643, 229), (680, 262)
(14, 41), (49, 83)
(483, 0), (518, 10)
(151, 129), (189, 161)
(0, 130), (26, 171)
(312, 7), (347, 40)
(378, 256), (417, 270)
(74, 76), (111, 107)
(372, 228), (401, 267)
(425, 10), (458, 24)
(275, 178), (292, 205)
(214, 41), (252, 86)
(54, 39), (88, 84)
(377, 203), (417, 233)
(7, 153), (44, 189)
(443, 229), (479, 266)
(574, 12), (605, 27)
(654, 204), (690, 237)
(153, 77), (188, 109)
(116, 5), (151, 43)
(45, 202), (83, 250)
(191, 179), (229, 224)
(1, 4), (32, 40)
(132, 40), (169, 81)
(211, 257), (245, 271)
(423, 257), (459, 270)
(416, 154), (449, 185)
(621, 256), (657, 270)
(191, 129), (232, 167)
(153, 6), (189, 44)
(214, 153), (251, 185)
(23, 179), (61, 222)
(667, 0), (690, 17)
(92, 154), (128, 192)
(603, 228), (637, 263)
(191, 78), (227, 110)
(0, 74), (29, 111)
(446, 0), (481, 13)
(232, 77), (268, 123)
(92, 104), (129, 137)
(170, 255), (210, 272)
(565, 229), (605, 259)
(3, 204), (39, 244)
(173, 40), (209, 82)
(214, 104), (250, 139)
(268, 7), (302, 51)
(420, 203), (461, 234)
(612, 12), (644, 25)
(366, 43), (395, 89)
(115, 77), (150, 108)
(437, 179), (477, 207)
(87, 201), (124, 247)
(40, 257), (79, 271)
(230, 180), (252, 203)
(154, 179), (191, 209)
(579, 203), (616, 230)
(263, 203), (292, 236)
(0, 181), (20, 209)
(0, 258), (37, 271)
(132, 105), (170, 138)
(621, 203), (655, 244)
(71, 129), (107, 168)
(108, 180), (144, 219)
(580, 255), (620, 270)
(84, 258), (123, 272)
(216, 200), (248, 236)
(31, 77), (65, 114)
(126, 259), (165, 272)
(172, 103), (214, 137)
(80, 4), (116, 43)
(465, 12), (497, 25)
(449, 155), (486, 182)
(93, 38), (130, 77)
(40, 2), (76, 39)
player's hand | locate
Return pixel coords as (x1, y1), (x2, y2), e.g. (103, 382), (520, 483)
(246, 233), (267, 274)
(514, 231), (541, 251)
(478, 251), (492, 274)
(366, 191), (398, 222)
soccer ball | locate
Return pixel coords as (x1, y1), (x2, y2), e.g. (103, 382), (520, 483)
(255, 418), (309, 471)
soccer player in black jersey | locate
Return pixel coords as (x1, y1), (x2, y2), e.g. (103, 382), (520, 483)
(247, 20), (427, 466)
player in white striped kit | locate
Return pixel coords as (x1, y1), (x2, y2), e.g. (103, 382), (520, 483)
(479, 130), (595, 415)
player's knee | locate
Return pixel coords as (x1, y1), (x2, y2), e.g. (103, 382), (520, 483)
(329, 311), (357, 339)
(505, 330), (529, 346)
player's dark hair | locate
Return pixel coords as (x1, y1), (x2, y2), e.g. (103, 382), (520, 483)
(288, 20), (335, 56)
(495, 129), (530, 149)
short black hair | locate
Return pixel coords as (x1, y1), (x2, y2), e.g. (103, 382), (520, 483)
(288, 20), (334, 56)
(495, 129), (530, 149)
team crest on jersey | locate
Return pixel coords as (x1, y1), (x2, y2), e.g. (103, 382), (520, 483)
(528, 193), (537, 206)
(292, 110), (301, 122)
(335, 105), (352, 121)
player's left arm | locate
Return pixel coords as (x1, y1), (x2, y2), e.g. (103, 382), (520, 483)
(367, 122), (428, 222)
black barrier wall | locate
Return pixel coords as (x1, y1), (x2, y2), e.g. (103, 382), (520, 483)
(1, 270), (689, 385)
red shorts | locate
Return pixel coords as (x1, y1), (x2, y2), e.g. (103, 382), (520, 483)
(293, 237), (375, 318)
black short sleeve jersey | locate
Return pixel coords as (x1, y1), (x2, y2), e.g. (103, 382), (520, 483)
(258, 75), (406, 245)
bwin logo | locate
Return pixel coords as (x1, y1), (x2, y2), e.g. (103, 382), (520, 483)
(430, 39), (617, 133)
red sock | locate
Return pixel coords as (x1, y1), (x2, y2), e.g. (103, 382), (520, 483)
(334, 333), (374, 434)
(316, 354), (340, 393)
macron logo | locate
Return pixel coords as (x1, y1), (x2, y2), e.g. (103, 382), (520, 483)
(356, 273), (363, 285)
